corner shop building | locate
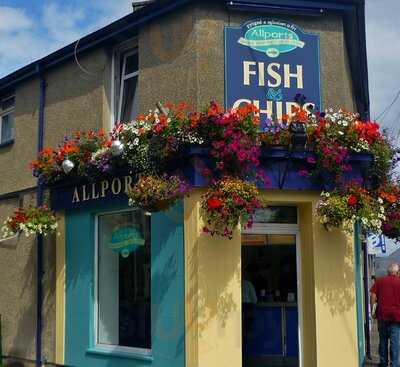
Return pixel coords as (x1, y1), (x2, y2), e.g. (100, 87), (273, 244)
(0, 1), (369, 367)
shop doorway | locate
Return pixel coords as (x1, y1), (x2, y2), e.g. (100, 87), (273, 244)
(242, 207), (302, 367)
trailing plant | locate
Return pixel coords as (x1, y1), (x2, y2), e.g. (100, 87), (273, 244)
(30, 129), (112, 183)
(194, 102), (261, 179)
(316, 182), (385, 233)
(260, 117), (290, 147)
(127, 175), (190, 212)
(2, 205), (58, 238)
(201, 177), (264, 238)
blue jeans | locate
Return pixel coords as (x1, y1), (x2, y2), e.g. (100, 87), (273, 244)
(378, 320), (400, 367)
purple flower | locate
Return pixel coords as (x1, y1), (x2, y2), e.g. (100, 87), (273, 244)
(307, 156), (316, 164)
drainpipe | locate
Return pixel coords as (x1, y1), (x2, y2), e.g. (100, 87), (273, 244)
(36, 67), (46, 367)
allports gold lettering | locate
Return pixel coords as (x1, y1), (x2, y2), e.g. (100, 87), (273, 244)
(71, 175), (134, 204)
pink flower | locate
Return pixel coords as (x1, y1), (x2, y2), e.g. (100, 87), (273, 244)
(298, 169), (309, 177)
(307, 156), (316, 164)
(237, 150), (247, 162)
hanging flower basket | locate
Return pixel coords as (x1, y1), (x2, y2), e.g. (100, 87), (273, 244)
(127, 175), (190, 213)
(201, 177), (265, 238)
(2, 205), (58, 238)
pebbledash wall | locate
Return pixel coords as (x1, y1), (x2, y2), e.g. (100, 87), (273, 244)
(0, 1), (367, 367)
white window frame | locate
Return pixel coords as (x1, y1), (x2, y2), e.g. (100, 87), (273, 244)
(94, 208), (152, 356)
(110, 39), (138, 128)
(0, 95), (15, 144)
(242, 208), (303, 367)
(117, 50), (139, 123)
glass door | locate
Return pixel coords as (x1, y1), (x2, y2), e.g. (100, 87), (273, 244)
(242, 207), (301, 367)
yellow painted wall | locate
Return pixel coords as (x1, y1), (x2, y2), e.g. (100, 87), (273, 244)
(184, 189), (359, 367)
(184, 190), (242, 367)
(55, 212), (66, 364)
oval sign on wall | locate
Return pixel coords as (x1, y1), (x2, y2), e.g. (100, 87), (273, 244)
(239, 24), (305, 57)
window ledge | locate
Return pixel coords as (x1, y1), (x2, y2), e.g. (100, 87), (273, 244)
(0, 139), (14, 148)
(86, 347), (153, 362)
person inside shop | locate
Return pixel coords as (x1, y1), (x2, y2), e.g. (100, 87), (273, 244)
(242, 267), (257, 304)
(242, 265), (257, 349)
(370, 263), (400, 367)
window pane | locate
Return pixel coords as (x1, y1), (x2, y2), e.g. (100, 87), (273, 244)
(253, 206), (298, 224)
(98, 210), (151, 350)
(124, 53), (138, 75)
(121, 76), (138, 122)
(1, 113), (14, 143)
(1, 96), (15, 111)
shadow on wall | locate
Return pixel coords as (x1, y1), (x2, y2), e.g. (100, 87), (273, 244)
(185, 198), (241, 356)
(315, 227), (355, 316)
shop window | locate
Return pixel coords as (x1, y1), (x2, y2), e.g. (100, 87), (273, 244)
(0, 95), (15, 145)
(96, 210), (151, 352)
(117, 50), (139, 123)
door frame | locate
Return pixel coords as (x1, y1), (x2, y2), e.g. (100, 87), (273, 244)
(242, 222), (303, 367)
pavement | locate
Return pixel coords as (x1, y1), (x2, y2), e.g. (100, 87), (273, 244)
(364, 320), (380, 366)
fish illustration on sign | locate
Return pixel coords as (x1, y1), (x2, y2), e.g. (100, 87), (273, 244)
(109, 226), (145, 258)
(266, 88), (283, 102)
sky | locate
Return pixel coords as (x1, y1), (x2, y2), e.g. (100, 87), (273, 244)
(0, 0), (398, 131)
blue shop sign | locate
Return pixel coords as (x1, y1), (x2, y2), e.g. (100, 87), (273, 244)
(225, 19), (321, 119)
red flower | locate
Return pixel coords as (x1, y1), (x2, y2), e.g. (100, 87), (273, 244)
(347, 195), (358, 206)
(207, 197), (223, 209)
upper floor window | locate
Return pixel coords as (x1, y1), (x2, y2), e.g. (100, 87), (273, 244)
(0, 95), (15, 145)
(116, 49), (139, 123)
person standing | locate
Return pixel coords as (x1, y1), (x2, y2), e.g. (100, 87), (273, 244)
(370, 263), (400, 367)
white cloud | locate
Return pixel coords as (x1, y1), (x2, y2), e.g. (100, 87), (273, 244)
(42, 3), (86, 44)
(0, 6), (33, 32)
(0, 1), (134, 78)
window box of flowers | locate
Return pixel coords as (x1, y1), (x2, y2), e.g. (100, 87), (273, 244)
(29, 98), (398, 240)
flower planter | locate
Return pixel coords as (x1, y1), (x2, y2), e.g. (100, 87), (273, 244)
(258, 147), (372, 190)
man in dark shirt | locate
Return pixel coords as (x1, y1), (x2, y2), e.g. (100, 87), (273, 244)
(371, 263), (400, 367)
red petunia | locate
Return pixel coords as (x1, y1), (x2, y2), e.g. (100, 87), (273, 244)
(347, 195), (358, 206)
(207, 197), (223, 209)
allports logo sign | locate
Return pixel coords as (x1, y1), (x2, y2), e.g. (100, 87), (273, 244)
(238, 20), (306, 57)
(225, 19), (321, 120)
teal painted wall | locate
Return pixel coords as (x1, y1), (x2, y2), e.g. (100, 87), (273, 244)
(65, 202), (185, 367)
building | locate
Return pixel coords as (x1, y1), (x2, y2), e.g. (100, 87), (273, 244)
(0, 0), (369, 366)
